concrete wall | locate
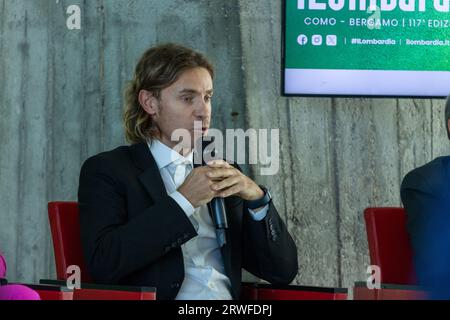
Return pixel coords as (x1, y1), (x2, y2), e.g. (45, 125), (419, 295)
(0, 0), (448, 291)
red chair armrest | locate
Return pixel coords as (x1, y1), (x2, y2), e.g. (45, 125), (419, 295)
(241, 282), (348, 300)
(39, 279), (156, 300)
(73, 287), (155, 300)
(353, 281), (428, 300)
(10, 283), (74, 300)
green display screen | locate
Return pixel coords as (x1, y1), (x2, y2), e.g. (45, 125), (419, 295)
(284, 0), (450, 97)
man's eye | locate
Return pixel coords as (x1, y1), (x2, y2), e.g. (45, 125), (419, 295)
(205, 96), (212, 102)
(183, 96), (194, 103)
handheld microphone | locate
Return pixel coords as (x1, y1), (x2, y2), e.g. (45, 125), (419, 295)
(194, 137), (228, 247)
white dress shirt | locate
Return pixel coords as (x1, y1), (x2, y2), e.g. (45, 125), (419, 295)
(148, 140), (268, 300)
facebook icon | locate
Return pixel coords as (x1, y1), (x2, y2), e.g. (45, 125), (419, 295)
(297, 34), (308, 46)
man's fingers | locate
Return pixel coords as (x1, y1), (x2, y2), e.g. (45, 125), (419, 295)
(207, 160), (232, 169)
(211, 176), (241, 192)
(207, 168), (237, 179)
(218, 184), (243, 198)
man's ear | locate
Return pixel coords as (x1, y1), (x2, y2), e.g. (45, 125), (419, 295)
(138, 90), (159, 116)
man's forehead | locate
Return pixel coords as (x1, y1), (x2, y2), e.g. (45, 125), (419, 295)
(170, 67), (213, 93)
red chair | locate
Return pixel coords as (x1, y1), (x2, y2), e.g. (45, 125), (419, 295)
(48, 202), (93, 283)
(365, 207), (416, 285)
(354, 207), (427, 300)
(46, 201), (156, 300)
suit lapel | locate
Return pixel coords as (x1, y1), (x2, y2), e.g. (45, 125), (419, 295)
(130, 142), (167, 203)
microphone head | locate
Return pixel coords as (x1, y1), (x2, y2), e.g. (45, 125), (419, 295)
(194, 136), (216, 167)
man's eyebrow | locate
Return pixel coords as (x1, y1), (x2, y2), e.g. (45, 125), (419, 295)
(178, 89), (214, 95)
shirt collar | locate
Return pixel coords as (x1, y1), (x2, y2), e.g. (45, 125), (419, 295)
(148, 139), (194, 169)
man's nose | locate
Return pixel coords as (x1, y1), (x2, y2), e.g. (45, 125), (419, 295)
(194, 100), (210, 119)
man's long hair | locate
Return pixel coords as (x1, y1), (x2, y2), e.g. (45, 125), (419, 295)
(123, 43), (214, 144)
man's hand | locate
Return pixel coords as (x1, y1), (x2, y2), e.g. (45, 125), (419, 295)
(206, 160), (264, 201)
(177, 166), (218, 208)
(177, 160), (265, 209)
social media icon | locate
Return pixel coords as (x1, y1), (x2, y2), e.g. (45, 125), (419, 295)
(297, 34), (308, 46)
(312, 35), (323, 46)
(326, 35), (337, 46)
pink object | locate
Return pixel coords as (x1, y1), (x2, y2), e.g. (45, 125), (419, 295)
(0, 253), (41, 300)
(0, 254), (6, 278)
(0, 285), (41, 300)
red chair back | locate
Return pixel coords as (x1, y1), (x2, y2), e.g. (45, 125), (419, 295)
(364, 207), (416, 285)
(48, 202), (93, 283)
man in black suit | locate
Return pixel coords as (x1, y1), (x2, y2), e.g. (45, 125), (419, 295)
(401, 95), (450, 298)
(78, 43), (298, 300)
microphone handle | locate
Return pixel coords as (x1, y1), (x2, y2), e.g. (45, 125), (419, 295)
(211, 198), (228, 229)
(197, 137), (228, 247)
(210, 197), (228, 247)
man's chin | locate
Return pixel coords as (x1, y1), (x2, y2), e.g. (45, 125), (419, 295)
(193, 129), (208, 137)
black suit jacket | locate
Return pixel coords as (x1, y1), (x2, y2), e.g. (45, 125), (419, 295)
(401, 156), (450, 289)
(78, 143), (298, 300)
